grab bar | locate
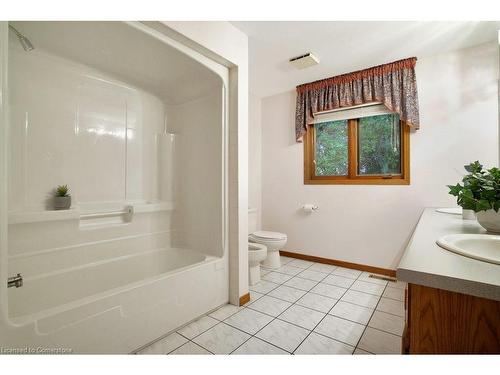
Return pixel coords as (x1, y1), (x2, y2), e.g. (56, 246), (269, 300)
(79, 205), (134, 220)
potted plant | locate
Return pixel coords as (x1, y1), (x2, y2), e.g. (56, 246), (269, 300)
(448, 161), (500, 233)
(54, 184), (71, 210)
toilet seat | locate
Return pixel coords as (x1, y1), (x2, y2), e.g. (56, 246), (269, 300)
(249, 231), (287, 241)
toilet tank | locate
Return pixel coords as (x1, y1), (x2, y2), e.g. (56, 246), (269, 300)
(248, 208), (260, 233)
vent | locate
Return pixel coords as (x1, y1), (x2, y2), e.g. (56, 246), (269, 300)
(289, 53), (319, 69)
(369, 274), (397, 283)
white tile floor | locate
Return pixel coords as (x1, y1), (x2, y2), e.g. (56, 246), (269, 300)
(137, 256), (406, 355)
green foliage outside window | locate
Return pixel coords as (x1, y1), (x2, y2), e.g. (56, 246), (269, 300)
(315, 120), (348, 176)
(358, 114), (401, 175)
(314, 114), (401, 177)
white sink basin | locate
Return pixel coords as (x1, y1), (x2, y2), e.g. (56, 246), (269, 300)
(437, 234), (500, 265)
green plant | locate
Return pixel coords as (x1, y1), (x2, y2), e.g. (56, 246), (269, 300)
(447, 161), (500, 212)
(55, 184), (70, 197)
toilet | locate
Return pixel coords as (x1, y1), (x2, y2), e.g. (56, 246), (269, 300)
(248, 231), (287, 269)
(248, 242), (268, 285)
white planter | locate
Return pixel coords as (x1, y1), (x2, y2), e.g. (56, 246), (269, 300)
(476, 209), (500, 233)
(54, 196), (71, 210)
(462, 209), (476, 220)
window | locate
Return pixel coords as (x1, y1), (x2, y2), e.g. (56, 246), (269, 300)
(304, 107), (410, 185)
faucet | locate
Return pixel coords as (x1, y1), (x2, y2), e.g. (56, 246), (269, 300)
(7, 273), (23, 288)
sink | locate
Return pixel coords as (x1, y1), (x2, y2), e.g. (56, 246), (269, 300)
(437, 234), (500, 265)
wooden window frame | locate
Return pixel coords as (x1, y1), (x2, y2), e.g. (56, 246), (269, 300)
(304, 118), (410, 185)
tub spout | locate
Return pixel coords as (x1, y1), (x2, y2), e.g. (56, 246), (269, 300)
(7, 273), (23, 288)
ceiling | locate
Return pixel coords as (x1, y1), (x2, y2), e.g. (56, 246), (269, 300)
(10, 21), (221, 104)
(231, 21), (500, 98)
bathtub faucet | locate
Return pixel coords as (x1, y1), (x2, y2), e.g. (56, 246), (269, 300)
(7, 273), (23, 288)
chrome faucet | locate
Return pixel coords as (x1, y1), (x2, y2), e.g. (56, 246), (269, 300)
(7, 273), (23, 288)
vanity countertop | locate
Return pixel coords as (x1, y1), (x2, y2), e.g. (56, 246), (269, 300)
(397, 208), (500, 301)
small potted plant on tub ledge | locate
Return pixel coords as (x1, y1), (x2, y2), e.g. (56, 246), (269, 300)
(448, 161), (500, 233)
(54, 184), (71, 210)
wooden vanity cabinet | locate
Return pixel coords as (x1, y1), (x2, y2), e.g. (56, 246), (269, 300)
(402, 283), (500, 354)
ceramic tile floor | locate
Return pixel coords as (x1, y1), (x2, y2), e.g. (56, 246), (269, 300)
(137, 256), (406, 355)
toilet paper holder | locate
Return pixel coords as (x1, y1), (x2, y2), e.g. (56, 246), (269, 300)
(302, 204), (319, 212)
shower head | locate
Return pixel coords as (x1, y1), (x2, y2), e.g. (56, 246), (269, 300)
(9, 25), (34, 52)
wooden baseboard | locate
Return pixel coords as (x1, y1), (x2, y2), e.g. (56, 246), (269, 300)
(280, 250), (396, 278)
(239, 293), (250, 306)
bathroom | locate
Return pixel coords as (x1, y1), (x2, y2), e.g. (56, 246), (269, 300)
(1, 1), (500, 372)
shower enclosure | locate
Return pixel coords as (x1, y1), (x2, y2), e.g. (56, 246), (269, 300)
(0, 21), (228, 353)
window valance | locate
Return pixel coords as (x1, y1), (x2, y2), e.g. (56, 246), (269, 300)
(295, 57), (419, 142)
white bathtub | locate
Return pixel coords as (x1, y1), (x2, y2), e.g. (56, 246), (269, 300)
(4, 247), (228, 353)
(11, 247), (208, 317)
(0, 21), (230, 354)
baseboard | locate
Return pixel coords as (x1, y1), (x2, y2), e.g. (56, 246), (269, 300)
(279, 250), (396, 278)
(239, 293), (250, 306)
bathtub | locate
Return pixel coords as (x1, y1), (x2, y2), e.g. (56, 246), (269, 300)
(4, 247), (228, 353)
(0, 21), (230, 354)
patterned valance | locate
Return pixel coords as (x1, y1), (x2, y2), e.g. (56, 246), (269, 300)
(295, 57), (419, 142)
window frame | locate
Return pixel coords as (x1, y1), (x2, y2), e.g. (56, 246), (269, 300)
(304, 117), (410, 185)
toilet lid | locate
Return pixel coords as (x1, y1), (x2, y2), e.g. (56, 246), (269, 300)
(249, 231), (287, 241)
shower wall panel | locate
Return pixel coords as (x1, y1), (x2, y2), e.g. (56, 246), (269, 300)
(8, 46), (164, 211)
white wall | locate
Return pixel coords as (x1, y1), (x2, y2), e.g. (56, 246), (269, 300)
(261, 42), (499, 269)
(248, 93), (262, 232)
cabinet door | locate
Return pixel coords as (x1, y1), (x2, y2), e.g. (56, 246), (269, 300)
(408, 284), (500, 354)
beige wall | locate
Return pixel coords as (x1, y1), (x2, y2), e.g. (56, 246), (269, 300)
(260, 42), (499, 269)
